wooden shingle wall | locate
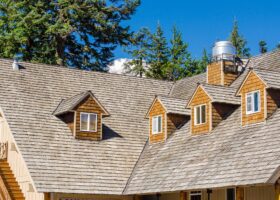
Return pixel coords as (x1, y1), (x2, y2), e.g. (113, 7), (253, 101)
(75, 96), (104, 141)
(223, 61), (239, 86)
(189, 87), (211, 134)
(240, 71), (266, 126)
(207, 62), (222, 85)
(149, 99), (166, 144)
(167, 114), (188, 137)
(267, 89), (280, 118)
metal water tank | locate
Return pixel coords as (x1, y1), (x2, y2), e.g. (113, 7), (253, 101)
(212, 41), (236, 61)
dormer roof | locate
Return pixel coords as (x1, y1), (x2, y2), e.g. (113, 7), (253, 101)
(145, 95), (190, 118)
(53, 90), (110, 116)
(187, 83), (240, 108)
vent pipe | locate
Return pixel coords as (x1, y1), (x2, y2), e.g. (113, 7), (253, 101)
(12, 59), (19, 70)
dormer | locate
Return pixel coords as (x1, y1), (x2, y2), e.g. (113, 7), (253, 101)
(236, 68), (280, 126)
(187, 83), (240, 135)
(207, 41), (245, 86)
(53, 91), (110, 141)
(146, 96), (190, 144)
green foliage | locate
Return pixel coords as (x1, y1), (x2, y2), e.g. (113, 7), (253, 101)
(145, 23), (170, 79)
(125, 24), (210, 80)
(259, 40), (268, 54)
(229, 20), (250, 58)
(164, 26), (192, 81)
(124, 28), (150, 77)
(0, 0), (140, 71)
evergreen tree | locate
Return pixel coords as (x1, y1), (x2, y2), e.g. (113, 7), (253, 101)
(259, 40), (268, 54)
(146, 23), (169, 79)
(124, 28), (151, 77)
(165, 26), (192, 81)
(229, 20), (250, 58)
(196, 49), (209, 74)
(0, 0), (140, 71)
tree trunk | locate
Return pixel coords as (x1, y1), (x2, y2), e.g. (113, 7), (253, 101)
(55, 35), (66, 66)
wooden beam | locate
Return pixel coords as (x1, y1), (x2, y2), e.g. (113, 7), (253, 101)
(275, 184), (280, 200)
(236, 187), (244, 200)
(180, 191), (187, 200)
(0, 173), (12, 200)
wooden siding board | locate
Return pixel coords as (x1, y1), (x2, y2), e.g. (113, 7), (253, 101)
(189, 87), (211, 134)
(149, 99), (166, 144)
(240, 71), (266, 126)
(207, 62), (222, 85)
(75, 96), (103, 141)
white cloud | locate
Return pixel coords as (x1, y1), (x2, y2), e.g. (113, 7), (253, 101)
(108, 58), (130, 74)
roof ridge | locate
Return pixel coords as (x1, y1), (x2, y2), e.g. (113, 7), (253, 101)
(0, 58), (175, 84)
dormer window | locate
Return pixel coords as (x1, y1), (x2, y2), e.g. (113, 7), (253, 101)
(246, 91), (260, 114)
(194, 105), (206, 125)
(80, 112), (97, 132)
(53, 90), (110, 141)
(152, 115), (162, 134)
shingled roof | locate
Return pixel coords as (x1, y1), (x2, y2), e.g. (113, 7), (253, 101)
(0, 49), (280, 196)
(0, 59), (173, 194)
(186, 83), (240, 108)
(146, 95), (190, 118)
(53, 90), (110, 116)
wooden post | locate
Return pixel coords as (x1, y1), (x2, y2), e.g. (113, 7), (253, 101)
(275, 183), (280, 200)
(180, 191), (187, 200)
(236, 187), (244, 200)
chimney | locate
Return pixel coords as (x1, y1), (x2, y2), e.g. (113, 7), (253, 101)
(12, 59), (19, 71)
(207, 41), (243, 86)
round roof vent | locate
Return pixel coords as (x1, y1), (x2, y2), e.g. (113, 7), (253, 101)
(212, 41), (236, 61)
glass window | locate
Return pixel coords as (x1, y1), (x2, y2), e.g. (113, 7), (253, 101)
(246, 91), (260, 114)
(80, 113), (97, 132)
(226, 188), (235, 200)
(152, 115), (162, 134)
(195, 105), (206, 125)
(190, 191), (202, 200)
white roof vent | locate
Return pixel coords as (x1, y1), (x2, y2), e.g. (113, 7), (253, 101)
(12, 59), (19, 70)
(212, 41), (236, 61)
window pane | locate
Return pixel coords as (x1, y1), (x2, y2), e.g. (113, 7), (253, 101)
(81, 113), (88, 131)
(152, 117), (158, 133)
(157, 116), (162, 132)
(196, 106), (200, 124)
(247, 94), (252, 112)
(226, 188), (235, 200)
(254, 92), (259, 112)
(191, 195), (201, 200)
(201, 105), (206, 123)
(89, 114), (97, 131)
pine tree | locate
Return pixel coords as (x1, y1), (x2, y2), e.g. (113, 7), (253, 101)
(146, 23), (169, 79)
(196, 49), (209, 74)
(165, 26), (192, 81)
(229, 20), (250, 58)
(0, 0), (140, 71)
(124, 28), (151, 77)
(259, 41), (268, 54)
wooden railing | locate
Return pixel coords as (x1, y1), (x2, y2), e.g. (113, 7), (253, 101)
(0, 142), (7, 160)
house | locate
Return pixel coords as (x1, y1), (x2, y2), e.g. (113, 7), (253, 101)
(0, 41), (280, 200)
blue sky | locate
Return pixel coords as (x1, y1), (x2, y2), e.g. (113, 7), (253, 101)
(114, 0), (280, 59)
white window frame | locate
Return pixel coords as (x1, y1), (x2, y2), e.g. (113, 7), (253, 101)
(194, 104), (206, 125)
(225, 188), (236, 200)
(189, 191), (202, 200)
(152, 115), (162, 135)
(246, 90), (260, 115)
(80, 112), (98, 132)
